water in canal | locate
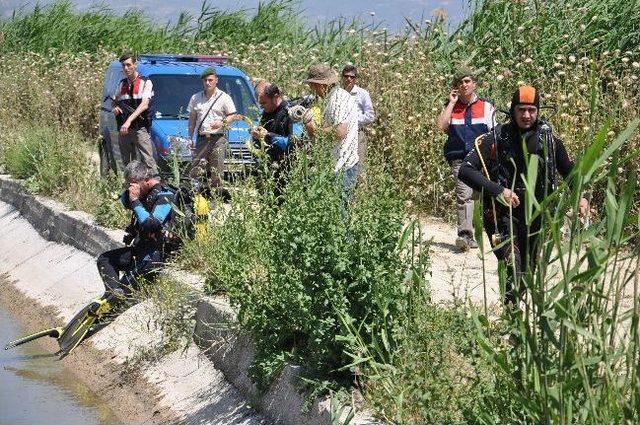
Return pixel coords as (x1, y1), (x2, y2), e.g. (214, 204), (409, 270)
(0, 303), (121, 425)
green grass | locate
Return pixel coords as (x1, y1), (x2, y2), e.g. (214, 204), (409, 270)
(0, 123), (128, 228)
(468, 119), (640, 424)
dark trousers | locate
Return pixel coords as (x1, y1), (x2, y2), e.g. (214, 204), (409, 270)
(484, 206), (541, 306)
(96, 245), (164, 296)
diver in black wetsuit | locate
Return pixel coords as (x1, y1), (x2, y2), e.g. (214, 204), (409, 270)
(96, 161), (176, 301)
(251, 83), (297, 199)
(459, 86), (589, 306)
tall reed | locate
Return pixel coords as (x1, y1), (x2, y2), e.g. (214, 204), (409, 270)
(472, 119), (640, 423)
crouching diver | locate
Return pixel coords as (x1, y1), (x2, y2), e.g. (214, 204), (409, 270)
(96, 160), (176, 305)
(5, 161), (176, 356)
(458, 86), (588, 307)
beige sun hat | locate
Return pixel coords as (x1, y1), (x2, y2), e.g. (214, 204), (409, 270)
(306, 64), (338, 85)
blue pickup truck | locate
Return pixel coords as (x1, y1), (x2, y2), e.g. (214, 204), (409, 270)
(98, 54), (259, 176)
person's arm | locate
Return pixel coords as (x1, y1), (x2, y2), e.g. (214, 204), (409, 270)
(222, 95), (240, 123)
(436, 89), (459, 133)
(112, 80), (123, 115)
(225, 113), (243, 123)
(458, 139), (503, 196)
(187, 94), (198, 143)
(334, 121), (348, 139)
(188, 110), (197, 139)
(304, 119), (316, 137)
(358, 89), (375, 126)
(459, 143), (521, 208)
(120, 79), (153, 134)
(324, 94), (354, 140)
(554, 138), (574, 179)
(305, 119), (347, 140)
(120, 190), (131, 209)
(486, 102), (496, 130)
(128, 188), (173, 233)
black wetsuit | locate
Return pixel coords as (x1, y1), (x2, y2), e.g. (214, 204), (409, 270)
(459, 120), (574, 305)
(96, 183), (175, 296)
(256, 101), (296, 198)
(260, 100), (295, 161)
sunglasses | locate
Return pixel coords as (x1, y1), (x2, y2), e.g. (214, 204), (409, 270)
(342, 74), (357, 79)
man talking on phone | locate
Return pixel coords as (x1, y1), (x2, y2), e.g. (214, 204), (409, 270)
(436, 67), (495, 252)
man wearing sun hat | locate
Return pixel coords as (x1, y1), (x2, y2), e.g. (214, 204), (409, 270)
(459, 85), (588, 307)
(304, 64), (360, 194)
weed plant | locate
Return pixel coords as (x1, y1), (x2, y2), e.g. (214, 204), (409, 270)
(470, 120), (640, 423)
(134, 274), (199, 354)
(180, 135), (416, 388)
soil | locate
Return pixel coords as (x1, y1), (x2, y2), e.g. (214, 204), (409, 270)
(419, 215), (500, 305)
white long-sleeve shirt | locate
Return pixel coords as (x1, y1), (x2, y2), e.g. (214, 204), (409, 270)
(348, 85), (375, 128)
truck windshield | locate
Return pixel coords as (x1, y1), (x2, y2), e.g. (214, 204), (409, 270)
(150, 74), (259, 121)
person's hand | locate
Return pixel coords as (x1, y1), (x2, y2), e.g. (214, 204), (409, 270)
(449, 89), (459, 104)
(120, 120), (130, 135)
(128, 182), (141, 201)
(502, 188), (520, 208)
(209, 119), (224, 132)
(578, 197), (589, 218)
(251, 126), (268, 140)
(112, 106), (122, 116)
(304, 119), (316, 136)
(123, 233), (135, 246)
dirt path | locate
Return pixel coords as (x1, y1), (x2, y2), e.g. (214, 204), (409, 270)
(419, 216), (501, 306)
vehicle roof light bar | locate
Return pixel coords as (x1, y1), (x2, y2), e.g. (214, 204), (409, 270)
(139, 54), (228, 65)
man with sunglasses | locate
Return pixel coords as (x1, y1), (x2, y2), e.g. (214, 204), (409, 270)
(437, 67), (494, 252)
(341, 65), (375, 171)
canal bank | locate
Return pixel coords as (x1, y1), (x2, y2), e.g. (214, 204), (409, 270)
(0, 174), (377, 425)
(0, 176), (266, 424)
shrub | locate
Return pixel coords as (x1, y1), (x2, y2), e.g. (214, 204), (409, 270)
(1, 126), (90, 194)
(0, 123), (128, 228)
(182, 137), (414, 387)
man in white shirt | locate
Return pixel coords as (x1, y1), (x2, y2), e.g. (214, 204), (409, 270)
(187, 67), (240, 196)
(341, 65), (374, 171)
(304, 64), (359, 193)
